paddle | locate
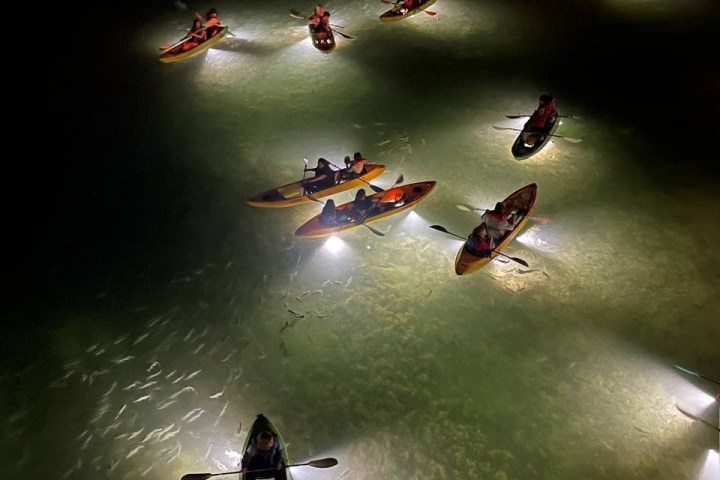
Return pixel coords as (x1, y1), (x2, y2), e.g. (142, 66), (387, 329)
(380, 0), (437, 16)
(331, 28), (353, 40)
(505, 114), (582, 121)
(429, 225), (530, 268)
(674, 365), (720, 387)
(675, 404), (720, 432)
(181, 457), (339, 480)
(492, 125), (582, 143)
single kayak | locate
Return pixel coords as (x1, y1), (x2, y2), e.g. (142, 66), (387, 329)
(240, 413), (292, 480)
(510, 111), (560, 160)
(247, 163), (386, 208)
(379, 0), (437, 22)
(308, 24), (336, 53)
(454, 183), (537, 275)
(295, 180), (436, 238)
(159, 26), (229, 63)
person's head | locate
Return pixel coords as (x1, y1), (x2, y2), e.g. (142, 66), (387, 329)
(353, 152), (362, 160)
(325, 199), (335, 208)
(257, 431), (275, 450)
(344, 156), (352, 165)
(192, 18), (202, 29)
(493, 202), (504, 212)
(355, 188), (366, 200)
(207, 8), (218, 18)
(318, 158), (329, 167)
(539, 94), (553, 104)
(322, 11), (330, 18)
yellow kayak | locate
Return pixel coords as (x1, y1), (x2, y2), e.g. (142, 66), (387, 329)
(247, 164), (386, 208)
(159, 26), (229, 63)
(379, 0), (437, 22)
(295, 181), (436, 238)
(454, 183), (537, 275)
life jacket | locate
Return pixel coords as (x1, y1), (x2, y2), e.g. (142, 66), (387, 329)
(466, 234), (493, 257)
(380, 188), (406, 206)
(350, 157), (367, 174)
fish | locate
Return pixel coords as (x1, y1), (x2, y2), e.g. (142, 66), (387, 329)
(132, 333), (149, 345)
(128, 428), (144, 440)
(214, 400), (229, 427)
(147, 361), (160, 372)
(156, 400), (177, 410)
(147, 370), (162, 380)
(166, 443), (181, 464)
(171, 375), (186, 385)
(142, 428), (163, 443)
(159, 426), (181, 442)
(376, 139), (391, 146)
(126, 445), (144, 459)
(115, 404), (127, 420)
(134, 395), (152, 403)
(186, 409), (205, 423)
(103, 381), (118, 397)
(112, 355), (135, 365)
(192, 344), (205, 355)
(183, 328), (195, 342)
(181, 408), (203, 422)
(170, 386), (197, 399)
(138, 381), (157, 389)
(165, 369), (177, 379)
(209, 390), (224, 399)
(123, 381), (142, 391)
(186, 370), (202, 381)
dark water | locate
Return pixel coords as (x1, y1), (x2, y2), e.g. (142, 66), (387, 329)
(7, 1), (720, 479)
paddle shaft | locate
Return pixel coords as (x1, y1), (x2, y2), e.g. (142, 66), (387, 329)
(674, 365), (720, 387)
(181, 458), (338, 480)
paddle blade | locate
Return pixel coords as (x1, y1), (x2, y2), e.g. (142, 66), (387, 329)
(363, 222), (386, 236)
(368, 183), (384, 193)
(181, 474), (213, 480)
(492, 125), (515, 131)
(308, 457), (339, 468)
(559, 136), (582, 143)
(509, 256), (529, 268)
(289, 9), (306, 19)
(394, 174), (404, 185)
(424, 10), (437, 16)
(429, 224), (448, 233)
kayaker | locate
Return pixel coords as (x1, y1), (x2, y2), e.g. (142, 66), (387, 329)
(350, 188), (375, 221)
(181, 18), (206, 51)
(521, 94), (558, 145)
(303, 158), (337, 193)
(240, 430), (287, 480)
(308, 4), (327, 31)
(482, 202), (515, 240)
(339, 152), (368, 180)
(196, 8), (222, 40)
(465, 222), (494, 258)
(319, 199), (341, 226)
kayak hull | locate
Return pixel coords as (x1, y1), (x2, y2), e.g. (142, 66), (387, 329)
(240, 413), (292, 480)
(295, 181), (436, 238)
(247, 164), (386, 208)
(159, 26), (229, 63)
(309, 24), (336, 53)
(380, 0), (437, 22)
(511, 112), (560, 160)
(454, 183), (537, 275)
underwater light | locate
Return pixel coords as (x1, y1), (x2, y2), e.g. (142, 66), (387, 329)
(323, 235), (345, 254)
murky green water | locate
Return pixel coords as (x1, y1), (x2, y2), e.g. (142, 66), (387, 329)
(5, 1), (719, 479)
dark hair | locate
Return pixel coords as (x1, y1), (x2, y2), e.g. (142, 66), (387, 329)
(344, 156), (352, 164)
(539, 94), (553, 103)
(356, 188), (366, 198)
(259, 431), (273, 440)
(354, 152), (362, 159)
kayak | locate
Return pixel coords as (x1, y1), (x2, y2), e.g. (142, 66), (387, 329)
(510, 111), (560, 160)
(240, 413), (292, 480)
(379, 0), (437, 22)
(308, 24), (336, 53)
(454, 183), (537, 275)
(159, 26), (229, 63)
(295, 181), (436, 238)
(247, 163), (386, 208)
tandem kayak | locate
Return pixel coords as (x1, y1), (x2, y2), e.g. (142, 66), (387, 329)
(510, 112), (560, 160)
(247, 163), (386, 208)
(295, 181), (436, 238)
(159, 26), (229, 63)
(454, 183), (537, 275)
(379, 0), (437, 22)
(240, 413), (292, 480)
(308, 24), (336, 53)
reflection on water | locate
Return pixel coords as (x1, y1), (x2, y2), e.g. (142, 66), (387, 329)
(6, 1), (719, 480)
